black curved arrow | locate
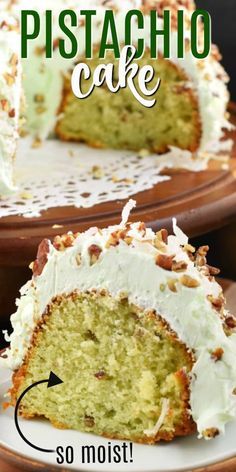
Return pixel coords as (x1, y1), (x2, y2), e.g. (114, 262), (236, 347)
(14, 371), (63, 453)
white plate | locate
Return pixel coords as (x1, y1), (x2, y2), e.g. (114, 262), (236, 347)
(0, 366), (236, 472)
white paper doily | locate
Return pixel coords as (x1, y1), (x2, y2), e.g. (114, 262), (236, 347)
(0, 137), (229, 219)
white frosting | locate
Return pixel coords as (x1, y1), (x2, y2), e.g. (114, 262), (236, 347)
(2, 202), (236, 439)
(0, 11), (21, 195)
(0, 0), (232, 194)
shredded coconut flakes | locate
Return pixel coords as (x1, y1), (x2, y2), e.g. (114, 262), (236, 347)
(144, 398), (170, 437)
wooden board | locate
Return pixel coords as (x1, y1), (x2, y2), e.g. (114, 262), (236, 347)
(0, 106), (236, 267)
(1, 454), (235, 472)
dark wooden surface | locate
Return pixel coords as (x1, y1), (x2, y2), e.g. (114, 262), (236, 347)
(0, 106), (236, 269)
(1, 453), (235, 471)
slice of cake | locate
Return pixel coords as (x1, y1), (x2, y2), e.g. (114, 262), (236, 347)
(56, 49), (201, 153)
(0, 0), (232, 195)
(2, 201), (236, 443)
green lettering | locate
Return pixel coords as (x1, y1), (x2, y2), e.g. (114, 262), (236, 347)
(80, 10), (96, 58)
(59, 10), (78, 59)
(191, 9), (211, 59)
(45, 10), (52, 58)
(150, 10), (170, 59)
(21, 10), (40, 58)
(125, 10), (144, 59)
(99, 11), (120, 59)
(177, 10), (184, 58)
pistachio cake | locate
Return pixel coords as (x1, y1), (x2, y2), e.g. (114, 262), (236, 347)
(0, 0), (232, 194)
(1, 201), (236, 443)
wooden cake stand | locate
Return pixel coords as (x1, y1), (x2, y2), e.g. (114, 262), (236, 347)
(0, 106), (236, 268)
(0, 104), (236, 327)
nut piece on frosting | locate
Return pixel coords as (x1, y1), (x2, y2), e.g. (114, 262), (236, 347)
(202, 428), (220, 439)
(156, 254), (174, 271)
(167, 278), (178, 293)
(33, 239), (50, 277)
(225, 315), (236, 330)
(88, 244), (103, 265)
(211, 348), (224, 362)
(180, 274), (200, 288)
(53, 233), (79, 251)
(172, 260), (188, 272)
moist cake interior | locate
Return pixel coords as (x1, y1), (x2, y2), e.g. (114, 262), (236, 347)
(11, 291), (194, 443)
(56, 51), (200, 153)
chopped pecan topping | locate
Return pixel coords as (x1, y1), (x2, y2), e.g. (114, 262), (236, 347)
(203, 428), (220, 439)
(156, 254), (174, 271)
(167, 279), (178, 293)
(156, 229), (168, 244)
(141, 0), (195, 21)
(211, 348), (224, 362)
(195, 245), (210, 268)
(124, 236), (133, 246)
(137, 222), (146, 236)
(94, 370), (107, 380)
(153, 229), (168, 252)
(53, 233), (76, 251)
(4, 72), (15, 86)
(105, 228), (133, 249)
(36, 106), (47, 115)
(33, 239), (50, 276)
(8, 108), (15, 118)
(197, 245), (209, 257)
(10, 53), (18, 67)
(0, 20), (8, 29)
(184, 244), (195, 254)
(206, 265), (220, 276)
(154, 237), (167, 252)
(0, 99), (9, 112)
(180, 275), (200, 288)
(76, 253), (82, 266)
(172, 260), (188, 272)
(195, 254), (207, 267)
(88, 244), (102, 265)
(105, 233), (119, 249)
(34, 94), (45, 103)
(34, 45), (45, 56)
(160, 283), (166, 292)
(0, 20), (18, 32)
(208, 295), (224, 312)
(225, 315), (236, 329)
(53, 37), (62, 50)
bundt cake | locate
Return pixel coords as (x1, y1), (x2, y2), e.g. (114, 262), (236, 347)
(0, 0), (232, 195)
(1, 200), (236, 443)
